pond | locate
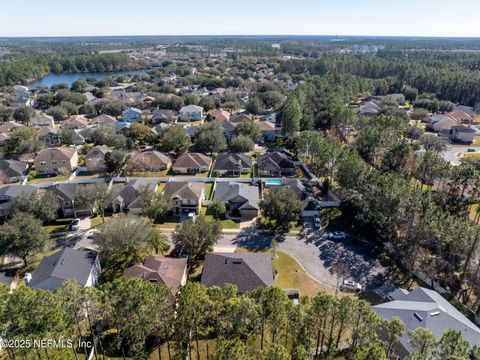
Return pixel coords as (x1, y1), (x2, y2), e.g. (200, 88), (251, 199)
(28, 69), (148, 88)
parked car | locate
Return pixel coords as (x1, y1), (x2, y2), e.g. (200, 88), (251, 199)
(341, 280), (362, 293)
(328, 231), (349, 240)
(71, 218), (81, 231)
(313, 216), (321, 229)
(187, 212), (196, 219)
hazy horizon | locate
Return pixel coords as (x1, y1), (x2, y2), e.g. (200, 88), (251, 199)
(1, 0), (480, 38)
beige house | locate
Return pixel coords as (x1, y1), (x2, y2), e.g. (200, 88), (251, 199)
(34, 147), (79, 175)
(61, 116), (89, 130)
(172, 153), (212, 174)
(162, 182), (204, 214)
(85, 145), (110, 173)
(132, 151), (171, 172)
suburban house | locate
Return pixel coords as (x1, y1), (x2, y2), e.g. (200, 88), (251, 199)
(27, 248), (101, 291)
(279, 178), (321, 217)
(354, 101), (381, 116)
(151, 109), (176, 124)
(179, 105), (203, 121)
(85, 145), (110, 173)
(231, 112), (252, 123)
(111, 179), (157, 214)
(0, 121), (24, 135)
(122, 107), (142, 123)
(172, 153), (212, 174)
(47, 183), (94, 217)
(429, 114), (458, 132)
(208, 108), (230, 121)
(257, 121), (277, 143)
(212, 153), (252, 176)
(162, 181), (204, 214)
(132, 151), (172, 172)
(221, 120), (237, 140)
(0, 159), (28, 183)
(60, 116), (89, 130)
(447, 110), (474, 124)
(92, 114), (117, 127)
(450, 125), (475, 144)
(34, 147), (79, 175)
(257, 151), (296, 177)
(37, 127), (61, 147)
(176, 123), (200, 137)
(201, 252), (274, 293)
(213, 182), (260, 218)
(374, 287), (480, 359)
(30, 113), (55, 128)
(0, 185), (38, 221)
(123, 254), (188, 295)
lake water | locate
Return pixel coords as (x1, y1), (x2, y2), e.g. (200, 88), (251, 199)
(29, 69), (147, 88)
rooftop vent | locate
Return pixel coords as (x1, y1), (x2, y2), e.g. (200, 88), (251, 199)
(414, 313), (423, 322)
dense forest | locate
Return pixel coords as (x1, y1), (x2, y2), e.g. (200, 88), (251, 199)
(0, 280), (477, 360)
(0, 52), (144, 86)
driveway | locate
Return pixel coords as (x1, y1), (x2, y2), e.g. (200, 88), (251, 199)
(216, 228), (387, 290)
(441, 145), (478, 165)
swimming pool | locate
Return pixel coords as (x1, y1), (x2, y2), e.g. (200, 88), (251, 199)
(264, 179), (283, 186)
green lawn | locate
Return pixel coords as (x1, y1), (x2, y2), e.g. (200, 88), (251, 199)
(200, 206), (240, 229)
(156, 182), (166, 193)
(43, 218), (73, 234)
(273, 250), (335, 297)
(204, 183), (214, 200)
(131, 169), (170, 177)
(469, 203), (479, 222)
(28, 174), (67, 184)
(462, 152), (480, 160)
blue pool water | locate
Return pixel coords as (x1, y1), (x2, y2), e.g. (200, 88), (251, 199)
(265, 179), (283, 186)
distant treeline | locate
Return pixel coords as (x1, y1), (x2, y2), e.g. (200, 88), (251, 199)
(278, 52), (480, 106)
(0, 52), (143, 86)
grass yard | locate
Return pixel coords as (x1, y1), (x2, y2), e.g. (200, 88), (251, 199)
(90, 214), (116, 228)
(28, 173), (67, 184)
(23, 248), (58, 276)
(462, 152), (480, 160)
(200, 206), (240, 229)
(273, 250), (336, 296)
(156, 182), (166, 193)
(43, 218), (73, 234)
(204, 182), (214, 200)
(469, 204), (479, 222)
(131, 169), (170, 177)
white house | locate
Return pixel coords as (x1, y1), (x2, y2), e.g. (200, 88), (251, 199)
(179, 105), (204, 121)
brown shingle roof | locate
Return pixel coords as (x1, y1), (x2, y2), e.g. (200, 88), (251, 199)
(35, 147), (77, 162)
(173, 153), (212, 169)
(123, 255), (187, 295)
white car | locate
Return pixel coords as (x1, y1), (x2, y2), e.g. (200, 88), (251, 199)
(328, 231), (348, 240)
(187, 212), (196, 219)
(313, 216), (321, 229)
(341, 280), (362, 293)
(71, 218), (81, 231)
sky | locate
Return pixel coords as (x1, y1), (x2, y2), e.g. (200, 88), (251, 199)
(1, 0), (480, 38)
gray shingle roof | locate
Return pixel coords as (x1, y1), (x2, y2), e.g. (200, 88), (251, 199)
(0, 160), (27, 178)
(213, 153), (252, 171)
(201, 252), (273, 293)
(29, 248), (98, 289)
(374, 287), (480, 350)
(213, 182), (259, 210)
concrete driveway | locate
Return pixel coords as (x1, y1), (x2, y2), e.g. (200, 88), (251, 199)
(441, 145), (478, 165)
